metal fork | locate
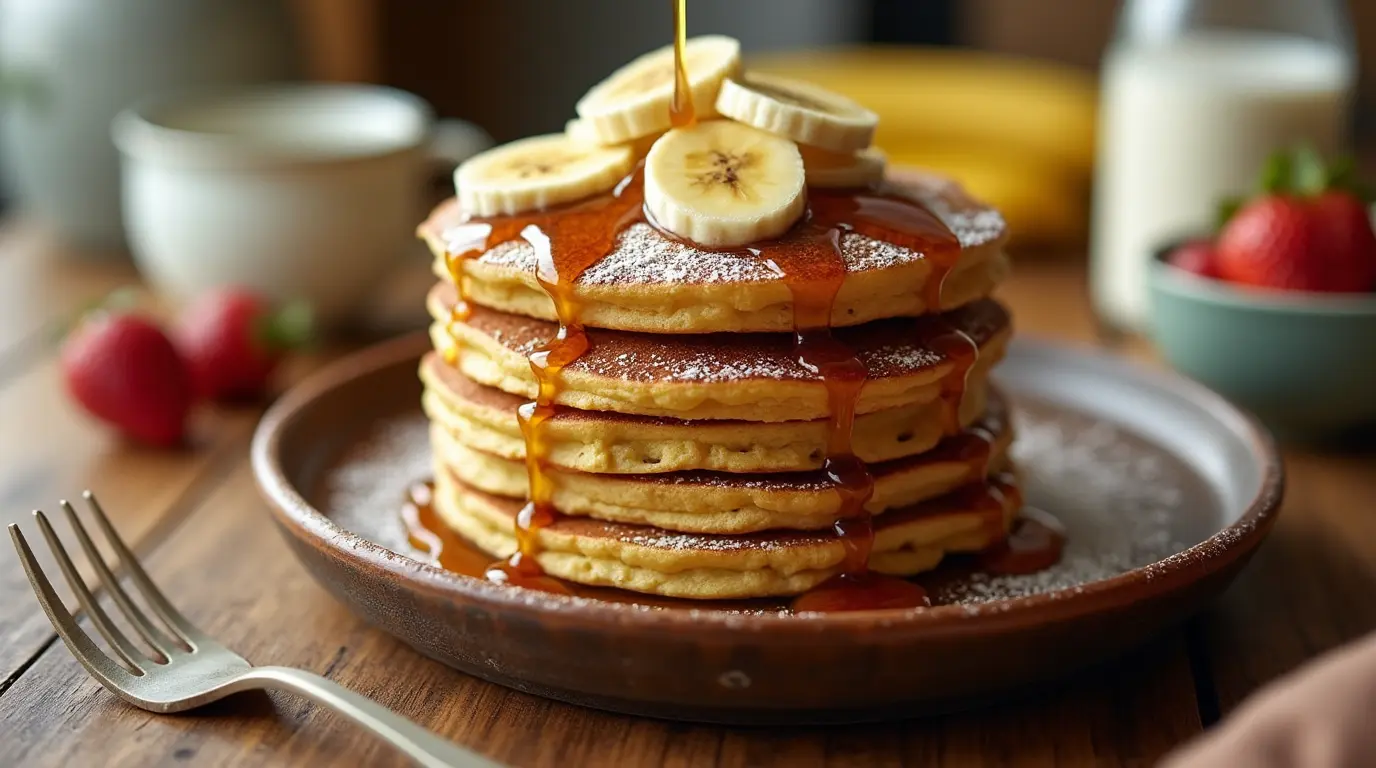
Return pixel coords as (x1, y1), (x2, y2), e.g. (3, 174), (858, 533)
(8, 492), (498, 768)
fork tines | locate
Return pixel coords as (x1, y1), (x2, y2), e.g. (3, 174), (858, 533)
(8, 492), (198, 684)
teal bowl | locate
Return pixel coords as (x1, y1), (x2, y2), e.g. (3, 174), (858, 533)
(1149, 254), (1376, 440)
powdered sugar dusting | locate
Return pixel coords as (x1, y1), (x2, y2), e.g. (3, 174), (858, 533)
(612, 347), (797, 384)
(617, 531), (785, 552)
(579, 225), (779, 285)
(937, 398), (1209, 607)
(470, 222), (940, 286)
(319, 415), (433, 556)
(457, 299), (1008, 384)
(441, 173), (1007, 287)
(894, 177), (1006, 250)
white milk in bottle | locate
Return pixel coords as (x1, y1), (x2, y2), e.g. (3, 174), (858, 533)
(1090, 31), (1354, 332)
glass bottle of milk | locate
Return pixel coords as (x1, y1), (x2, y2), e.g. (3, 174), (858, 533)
(1090, 0), (1355, 333)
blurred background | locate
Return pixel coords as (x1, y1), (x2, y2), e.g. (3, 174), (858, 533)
(0, 0), (1373, 420)
(6, 0), (1373, 249)
(318, 0), (1376, 139)
(0, 0), (1371, 435)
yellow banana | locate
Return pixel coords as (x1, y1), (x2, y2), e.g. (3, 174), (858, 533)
(886, 142), (1088, 245)
(751, 47), (1098, 180)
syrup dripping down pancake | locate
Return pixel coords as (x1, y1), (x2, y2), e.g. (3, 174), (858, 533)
(427, 289), (1011, 422)
(418, 171), (1008, 334)
(419, 351), (995, 473)
(431, 471), (1021, 600)
(429, 395), (1012, 534)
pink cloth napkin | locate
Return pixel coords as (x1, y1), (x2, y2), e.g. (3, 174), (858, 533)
(1163, 631), (1376, 767)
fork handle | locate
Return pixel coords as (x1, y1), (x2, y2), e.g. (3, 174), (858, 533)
(233, 666), (501, 768)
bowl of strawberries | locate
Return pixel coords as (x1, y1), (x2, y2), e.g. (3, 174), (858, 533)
(1150, 146), (1376, 439)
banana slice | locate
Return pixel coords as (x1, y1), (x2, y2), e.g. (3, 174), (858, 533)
(575, 35), (741, 144)
(565, 118), (663, 160)
(564, 117), (603, 145)
(716, 73), (878, 153)
(800, 145), (887, 188)
(644, 120), (805, 247)
(455, 134), (634, 216)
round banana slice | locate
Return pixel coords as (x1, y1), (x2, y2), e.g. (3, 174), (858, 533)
(455, 134), (634, 216)
(575, 35), (741, 144)
(800, 145), (887, 189)
(716, 73), (878, 153)
(564, 117), (603, 145)
(644, 119), (805, 248)
(565, 118), (663, 160)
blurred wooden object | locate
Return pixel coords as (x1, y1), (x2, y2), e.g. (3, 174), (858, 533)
(293, 0), (381, 82)
(960, 0), (1117, 70)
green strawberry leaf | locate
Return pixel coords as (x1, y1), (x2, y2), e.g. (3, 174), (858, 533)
(1317, 153), (1376, 203)
(1226, 144), (1376, 221)
(1216, 196), (1245, 230)
(257, 299), (315, 352)
(1260, 150), (1294, 195)
(1291, 144), (1329, 196)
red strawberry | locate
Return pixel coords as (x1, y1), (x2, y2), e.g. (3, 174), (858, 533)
(61, 312), (194, 447)
(1215, 147), (1376, 293)
(1167, 239), (1222, 279)
(177, 288), (311, 402)
(1310, 191), (1376, 289)
(1216, 197), (1330, 290)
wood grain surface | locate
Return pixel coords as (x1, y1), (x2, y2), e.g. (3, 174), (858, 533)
(0, 234), (1371, 767)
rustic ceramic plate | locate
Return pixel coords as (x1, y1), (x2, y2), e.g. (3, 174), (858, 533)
(251, 333), (1282, 724)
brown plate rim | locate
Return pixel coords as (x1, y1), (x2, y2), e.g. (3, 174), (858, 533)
(251, 333), (1284, 637)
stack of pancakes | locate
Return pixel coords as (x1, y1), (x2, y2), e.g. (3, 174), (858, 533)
(416, 171), (1019, 601)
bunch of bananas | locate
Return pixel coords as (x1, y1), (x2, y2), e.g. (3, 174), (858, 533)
(752, 47), (1099, 247)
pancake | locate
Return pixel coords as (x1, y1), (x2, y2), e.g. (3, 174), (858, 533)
(420, 352), (993, 473)
(418, 171), (1009, 333)
(433, 471), (1020, 599)
(428, 289), (1011, 422)
(429, 397), (1012, 533)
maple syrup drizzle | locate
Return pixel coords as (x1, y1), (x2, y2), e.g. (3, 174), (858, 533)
(438, 219), (503, 365)
(951, 422), (998, 482)
(403, 479), (783, 609)
(978, 505), (1065, 576)
(404, 481), (499, 576)
(748, 188), (959, 612)
(402, 475), (1048, 610)
(440, 171), (643, 591)
(483, 0), (698, 590)
(670, 0), (695, 129)
(811, 191), (973, 442)
(930, 326), (979, 436)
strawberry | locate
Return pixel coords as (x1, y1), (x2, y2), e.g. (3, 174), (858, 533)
(1216, 147), (1376, 293)
(61, 309), (194, 447)
(176, 288), (312, 402)
(1167, 239), (1222, 279)
(1310, 190), (1376, 288)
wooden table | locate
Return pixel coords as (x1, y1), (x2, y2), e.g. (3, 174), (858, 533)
(0, 225), (1373, 767)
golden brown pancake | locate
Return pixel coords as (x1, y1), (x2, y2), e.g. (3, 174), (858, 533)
(433, 471), (1020, 599)
(430, 395), (1012, 534)
(419, 352), (994, 473)
(429, 288), (1011, 421)
(418, 171), (1009, 333)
